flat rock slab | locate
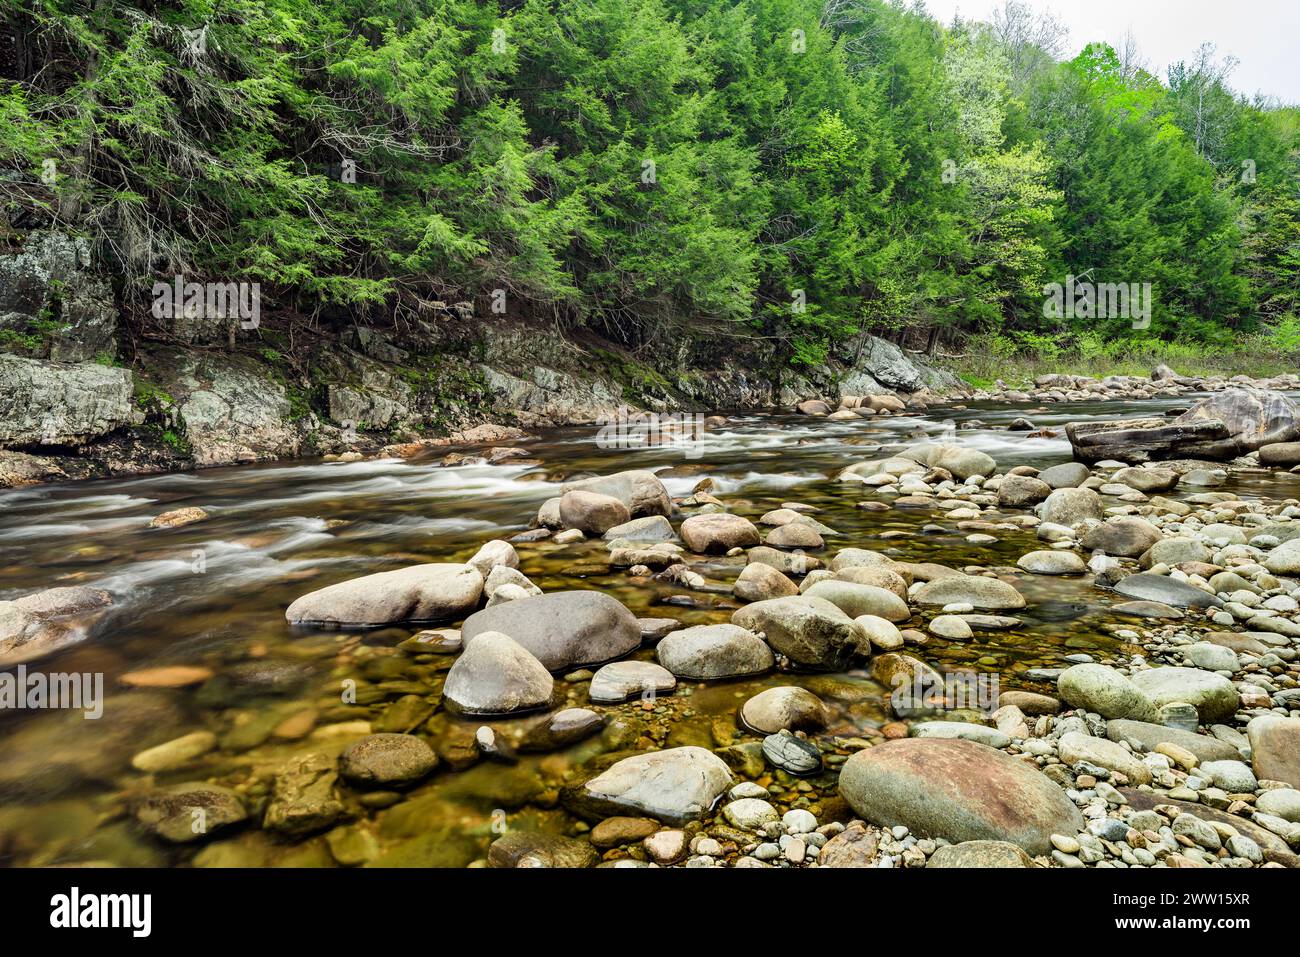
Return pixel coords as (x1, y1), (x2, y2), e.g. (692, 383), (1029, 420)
(1112, 573), (1223, 610)
(1120, 789), (1300, 868)
(1105, 719), (1243, 764)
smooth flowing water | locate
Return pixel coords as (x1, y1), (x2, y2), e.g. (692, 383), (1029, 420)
(0, 394), (1293, 866)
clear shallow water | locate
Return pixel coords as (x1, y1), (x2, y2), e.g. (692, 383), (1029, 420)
(1, 395), (1296, 866)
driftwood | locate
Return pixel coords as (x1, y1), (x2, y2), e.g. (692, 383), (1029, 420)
(1065, 417), (1231, 464)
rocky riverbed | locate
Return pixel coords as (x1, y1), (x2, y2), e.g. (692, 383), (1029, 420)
(2, 377), (1300, 868)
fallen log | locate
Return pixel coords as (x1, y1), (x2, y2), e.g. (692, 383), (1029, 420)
(1065, 416), (1231, 464)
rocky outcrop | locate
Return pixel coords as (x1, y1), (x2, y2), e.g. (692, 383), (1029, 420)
(0, 230), (117, 362)
(0, 355), (140, 446)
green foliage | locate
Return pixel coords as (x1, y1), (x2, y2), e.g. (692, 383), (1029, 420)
(1, 0), (1295, 365)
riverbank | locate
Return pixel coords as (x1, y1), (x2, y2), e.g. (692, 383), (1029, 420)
(1, 389), (1299, 868)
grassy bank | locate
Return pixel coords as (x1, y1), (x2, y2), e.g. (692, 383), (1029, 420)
(944, 330), (1299, 390)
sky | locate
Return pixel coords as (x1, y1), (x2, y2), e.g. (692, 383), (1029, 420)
(918, 0), (1300, 105)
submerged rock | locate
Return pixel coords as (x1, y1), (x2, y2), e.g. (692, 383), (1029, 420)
(338, 733), (439, 787)
(135, 782), (248, 843)
(588, 660), (676, 703)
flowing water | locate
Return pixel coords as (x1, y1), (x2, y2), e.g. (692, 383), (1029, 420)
(1, 394), (1295, 866)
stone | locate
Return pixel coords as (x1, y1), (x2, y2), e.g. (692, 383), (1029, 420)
(928, 615), (973, 638)
(134, 782), (247, 843)
(0, 354), (141, 446)
(467, 540), (519, 578)
(518, 708), (603, 752)
(488, 831), (598, 868)
(1247, 716), (1300, 789)
(1057, 665), (1159, 722)
(733, 562), (798, 601)
(1199, 760), (1257, 793)
(680, 513), (761, 553)
(562, 470), (671, 517)
(1263, 538), (1300, 575)
(1105, 720), (1243, 764)
(131, 730), (217, 773)
(602, 515), (676, 542)
(461, 591), (641, 672)
(1112, 466), (1178, 492)
(1130, 667), (1240, 723)
(1255, 788), (1300, 822)
(285, 563), (483, 626)
(1112, 573), (1223, 610)
(443, 631), (554, 715)
(263, 752), (346, 837)
(999, 691), (1060, 715)
(338, 733), (438, 787)
(911, 721), (1010, 748)
(926, 840), (1033, 868)
(1259, 441), (1300, 466)
(567, 747), (733, 825)
(817, 822), (879, 866)
(1058, 731), (1152, 785)
(740, 686), (829, 735)
(1081, 517), (1162, 558)
(855, 614), (903, 650)
(643, 829), (688, 865)
(1039, 487), (1103, 526)
(1017, 550), (1086, 575)
(1183, 642), (1239, 673)
(1038, 462), (1092, 489)
(588, 660), (676, 703)
(838, 738), (1084, 855)
(731, 595), (865, 670)
(723, 798), (780, 830)
(913, 575), (1026, 610)
(590, 816), (660, 848)
(762, 731), (822, 774)
(998, 475), (1052, 507)
(148, 507), (209, 529)
(559, 489), (631, 534)
(902, 442), (996, 480)
(656, 624), (774, 679)
(802, 579), (910, 621)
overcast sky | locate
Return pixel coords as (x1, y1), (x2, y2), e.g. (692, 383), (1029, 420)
(919, 0), (1300, 105)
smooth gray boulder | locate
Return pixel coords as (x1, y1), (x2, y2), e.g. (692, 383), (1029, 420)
(1112, 573), (1223, 609)
(561, 470), (671, 517)
(285, 563), (483, 626)
(443, 631), (554, 714)
(656, 624), (774, 679)
(1057, 664), (1159, 722)
(567, 747), (733, 824)
(1130, 667), (1240, 723)
(731, 595), (865, 670)
(913, 575), (1025, 610)
(461, 590), (641, 672)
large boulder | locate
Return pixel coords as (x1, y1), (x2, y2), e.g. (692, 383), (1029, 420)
(1130, 667), (1240, 723)
(731, 595), (866, 670)
(1081, 517), (1162, 558)
(1247, 716), (1300, 789)
(561, 470), (671, 517)
(1057, 664), (1159, 722)
(901, 442), (996, 480)
(680, 513), (760, 553)
(838, 738), (1084, 854)
(1038, 487), (1103, 527)
(442, 631), (554, 715)
(0, 230), (117, 362)
(461, 590), (641, 672)
(285, 563), (483, 626)
(1112, 573), (1222, 609)
(0, 355), (141, 447)
(1037, 462), (1091, 489)
(1174, 388), (1300, 458)
(566, 747), (732, 825)
(733, 562), (798, 601)
(1105, 720), (1243, 764)
(913, 575), (1025, 610)
(558, 490), (630, 534)
(656, 624), (774, 679)
(998, 475), (1051, 508)
(802, 579), (910, 622)
(1258, 442), (1300, 467)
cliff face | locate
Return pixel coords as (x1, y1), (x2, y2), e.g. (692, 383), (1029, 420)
(0, 231), (966, 486)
